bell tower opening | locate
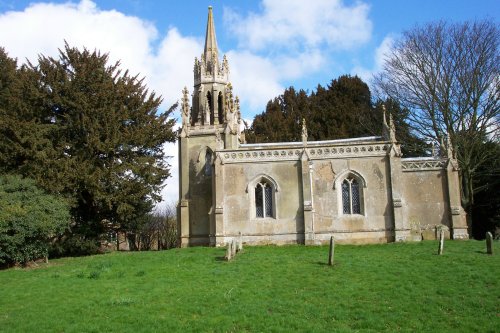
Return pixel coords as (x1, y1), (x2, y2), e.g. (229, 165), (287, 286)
(218, 92), (224, 123)
(207, 91), (213, 125)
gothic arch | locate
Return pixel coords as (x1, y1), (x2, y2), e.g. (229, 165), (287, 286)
(246, 174), (279, 219)
(333, 169), (367, 189)
(197, 146), (214, 176)
(246, 174), (279, 193)
(333, 169), (366, 216)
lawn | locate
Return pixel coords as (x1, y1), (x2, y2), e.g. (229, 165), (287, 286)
(0, 241), (498, 332)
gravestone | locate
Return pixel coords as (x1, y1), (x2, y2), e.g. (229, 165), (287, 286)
(486, 232), (493, 255)
(328, 236), (335, 266)
(225, 242), (232, 261)
(438, 230), (444, 255)
(231, 239), (236, 257)
(238, 232), (243, 252)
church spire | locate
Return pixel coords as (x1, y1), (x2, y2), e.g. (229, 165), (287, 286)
(204, 6), (218, 63)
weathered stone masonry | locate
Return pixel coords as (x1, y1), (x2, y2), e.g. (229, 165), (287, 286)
(177, 7), (469, 246)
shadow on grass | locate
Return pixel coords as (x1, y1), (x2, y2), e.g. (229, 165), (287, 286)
(315, 261), (341, 267)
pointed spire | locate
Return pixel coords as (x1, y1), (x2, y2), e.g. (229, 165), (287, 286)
(204, 6), (218, 64)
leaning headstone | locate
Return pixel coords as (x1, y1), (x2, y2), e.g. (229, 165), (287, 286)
(486, 232), (494, 255)
(225, 242), (232, 261)
(231, 239), (236, 257)
(328, 236), (335, 266)
(438, 229), (444, 255)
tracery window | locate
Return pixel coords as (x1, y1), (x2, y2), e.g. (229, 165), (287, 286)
(341, 177), (361, 214)
(255, 181), (273, 218)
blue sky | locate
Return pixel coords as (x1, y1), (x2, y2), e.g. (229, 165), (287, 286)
(0, 0), (497, 203)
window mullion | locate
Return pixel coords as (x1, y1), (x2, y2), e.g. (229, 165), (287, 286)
(349, 182), (353, 214)
(262, 184), (266, 217)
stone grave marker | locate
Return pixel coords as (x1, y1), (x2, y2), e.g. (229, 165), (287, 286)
(486, 232), (494, 255)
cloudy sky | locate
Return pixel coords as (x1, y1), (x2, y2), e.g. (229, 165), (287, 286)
(0, 0), (497, 205)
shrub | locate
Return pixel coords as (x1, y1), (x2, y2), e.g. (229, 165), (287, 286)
(49, 235), (100, 258)
(0, 175), (71, 266)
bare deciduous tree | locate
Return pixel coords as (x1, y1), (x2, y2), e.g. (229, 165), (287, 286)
(374, 20), (499, 230)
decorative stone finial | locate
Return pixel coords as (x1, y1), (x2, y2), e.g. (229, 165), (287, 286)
(382, 104), (391, 141)
(180, 87), (190, 137)
(389, 113), (396, 142)
(302, 118), (308, 144)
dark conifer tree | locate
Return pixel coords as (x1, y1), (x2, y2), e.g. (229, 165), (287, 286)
(1, 44), (176, 244)
(246, 75), (379, 143)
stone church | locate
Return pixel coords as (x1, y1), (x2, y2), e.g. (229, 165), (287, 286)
(177, 7), (469, 247)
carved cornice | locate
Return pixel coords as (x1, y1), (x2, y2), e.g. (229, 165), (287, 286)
(401, 159), (446, 172)
(219, 143), (389, 164)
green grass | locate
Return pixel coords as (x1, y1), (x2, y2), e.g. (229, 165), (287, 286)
(0, 241), (498, 332)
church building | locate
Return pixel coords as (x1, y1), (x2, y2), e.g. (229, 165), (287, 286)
(177, 7), (469, 246)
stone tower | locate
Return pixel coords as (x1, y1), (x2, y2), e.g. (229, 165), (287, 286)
(178, 6), (242, 247)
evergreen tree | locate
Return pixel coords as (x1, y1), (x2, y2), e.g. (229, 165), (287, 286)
(1, 44), (176, 244)
(309, 75), (377, 140)
(0, 48), (34, 171)
(246, 75), (380, 143)
(249, 87), (308, 143)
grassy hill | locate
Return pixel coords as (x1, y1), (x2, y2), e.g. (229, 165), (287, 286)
(0, 241), (498, 332)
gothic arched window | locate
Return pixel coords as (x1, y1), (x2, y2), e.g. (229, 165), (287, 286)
(341, 177), (361, 214)
(255, 181), (273, 218)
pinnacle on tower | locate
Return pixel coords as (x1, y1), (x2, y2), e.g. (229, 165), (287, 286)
(204, 6), (218, 63)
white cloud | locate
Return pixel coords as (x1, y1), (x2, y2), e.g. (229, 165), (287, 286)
(0, 0), (156, 74)
(222, 0), (373, 115)
(0, 0), (375, 203)
(351, 35), (394, 83)
(224, 0), (372, 51)
(226, 50), (283, 115)
(0, 0), (202, 111)
(158, 128), (180, 207)
(0, 0), (200, 203)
